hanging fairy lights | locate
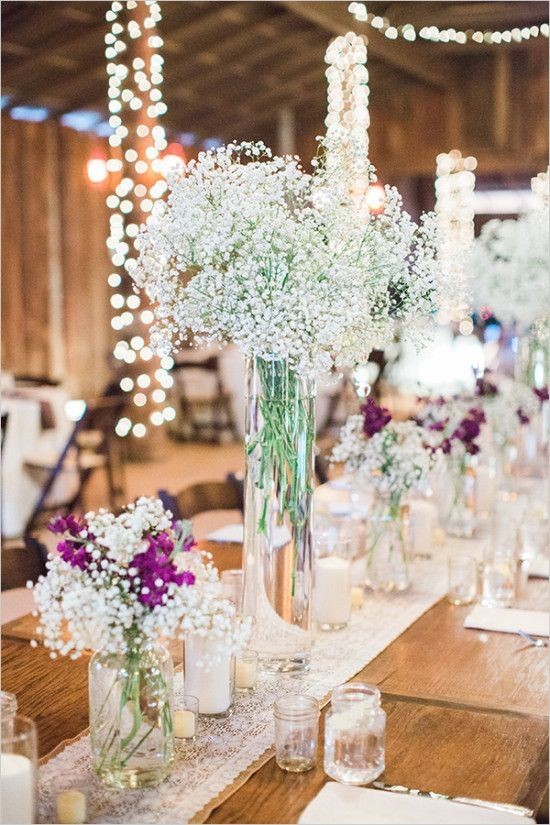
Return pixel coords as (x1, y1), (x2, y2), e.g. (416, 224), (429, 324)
(105, 0), (176, 440)
(325, 32), (383, 214)
(348, 3), (549, 45)
(435, 150), (477, 330)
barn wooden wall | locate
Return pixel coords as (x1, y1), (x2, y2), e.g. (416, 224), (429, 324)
(1, 116), (111, 397)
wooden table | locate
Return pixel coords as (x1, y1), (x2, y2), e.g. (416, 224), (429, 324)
(2, 542), (548, 823)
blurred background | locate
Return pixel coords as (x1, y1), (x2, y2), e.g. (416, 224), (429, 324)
(1, 1), (548, 551)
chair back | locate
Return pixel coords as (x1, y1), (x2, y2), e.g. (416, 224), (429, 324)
(2, 540), (47, 590)
(158, 478), (243, 521)
(1, 412), (8, 450)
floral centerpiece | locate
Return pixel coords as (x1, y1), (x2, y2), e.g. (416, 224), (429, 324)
(332, 399), (433, 591)
(474, 371), (539, 443)
(416, 398), (486, 536)
(32, 497), (249, 789)
(131, 133), (443, 670)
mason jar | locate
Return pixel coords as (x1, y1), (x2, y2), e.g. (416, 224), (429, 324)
(324, 682), (386, 785)
(274, 694), (319, 772)
(89, 643), (174, 789)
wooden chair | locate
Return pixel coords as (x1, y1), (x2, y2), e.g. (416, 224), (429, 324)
(1, 412), (8, 450)
(172, 354), (239, 443)
(23, 396), (127, 557)
(2, 539), (47, 590)
(158, 477), (244, 521)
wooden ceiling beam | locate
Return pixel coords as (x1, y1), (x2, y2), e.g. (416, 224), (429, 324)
(280, 0), (458, 89)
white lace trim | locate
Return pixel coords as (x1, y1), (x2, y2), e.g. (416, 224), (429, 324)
(38, 557), (447, 823)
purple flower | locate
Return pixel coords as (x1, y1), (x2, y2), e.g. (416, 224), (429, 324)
(57, 539), (89, 571)
(517, 408), (530, 426)
(129, 532), (196, 608)
(361, 397), (392, 438)
(440, 438), (452, 455)
(49, 514), (84, 537)
(534, 385), (549, 405)
(475, 372), (499, 398)
(449, 407), (485, 454)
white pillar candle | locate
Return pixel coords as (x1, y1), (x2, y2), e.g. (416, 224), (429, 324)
(0, 754), (34, 824)
(409, 499), (437, 555)
(314, 556), (351, 627)
(173, 709), (196, 739)
(476, 464), (496, 514)
(235, 658), (257, 690)
(185, 635), (232, 716)
(351, 586), (365, 608)
(56, 790), (86, 825)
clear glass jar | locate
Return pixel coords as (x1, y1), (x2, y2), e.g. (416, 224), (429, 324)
(443, 455), (476, 538)
(274, 695), (319, 773)
(324, 682), (385, 785)
(366, 496), (411, 593)
(89, 643), (174, 789)
(242, 355), (315, 672)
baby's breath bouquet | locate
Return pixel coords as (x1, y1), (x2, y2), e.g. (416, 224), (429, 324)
(133, 136), (443, 669)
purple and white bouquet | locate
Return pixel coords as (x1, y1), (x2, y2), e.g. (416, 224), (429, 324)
(32, 497), (250, 659)
(332, 398), (433, 509)
(416, 396), (486, 459)
(474, 371), (540, 443)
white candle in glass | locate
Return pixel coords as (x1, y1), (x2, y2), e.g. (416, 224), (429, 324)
(56, 790), (86, 825)
(185, 635), (232, 716)
(0, 754), (34, 824)
(173, 710), (196, 739)
(351, 585), (365, 608)
(476, 465), (496, 514)
(314, 556), (351, 627)
(235, 658), (257, 689)
(409, 499), (437, 555)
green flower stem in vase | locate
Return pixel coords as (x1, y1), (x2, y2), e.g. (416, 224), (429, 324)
(365, 493), (411, 593)
(242, 355), (315, 672)
(89, 642), (174, 789)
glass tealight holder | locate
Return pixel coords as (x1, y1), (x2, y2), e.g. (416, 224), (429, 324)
(1, 691), (18, 736)
(274, 695), (319, 773)
(1, 715), (37, 825)
(447, 554), (478, 606)
(235, 650), (258, 692)
(314, 532), (352, 631)
(324, 682), (386, 786)
(173, 694), (199, 742)
(51, 775), (89, 825)
(220, 569), (243, 615)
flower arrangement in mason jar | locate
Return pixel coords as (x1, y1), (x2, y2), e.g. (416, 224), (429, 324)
(332, 399), (433, 591)
(416, 397), (486, 538)
(31, 498), (250, 789)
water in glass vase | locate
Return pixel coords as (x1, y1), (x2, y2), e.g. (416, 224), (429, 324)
(89, 643), (174, 789)
(242, 355), (315, 672)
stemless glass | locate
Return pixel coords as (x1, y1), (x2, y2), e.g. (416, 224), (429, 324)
(447, 554), (478, 605)
(1, 691), (18, 735)
(324, 683), (386, 785)
(1, 715), (37, 825)
(481, 527), (516, 609)
(274, 695), (319, 773)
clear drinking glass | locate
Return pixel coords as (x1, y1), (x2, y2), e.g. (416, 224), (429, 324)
(1, 691), (18, 736)
(447, 554), (478, 605)
(274, 695), (319, 773)
(220, 569), (243, 614)
(481, 530), (516, 608)
(366, 497), (412, 593)
(324, 683), (386, 785)
(0, 715), (37, 825)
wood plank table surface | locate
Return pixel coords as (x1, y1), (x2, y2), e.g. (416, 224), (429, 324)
(2, 541), (549, 823)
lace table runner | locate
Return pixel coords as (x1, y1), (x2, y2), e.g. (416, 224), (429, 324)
(38, 557), (447, 824)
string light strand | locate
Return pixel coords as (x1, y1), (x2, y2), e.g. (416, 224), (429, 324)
(349, 3), (549, 46)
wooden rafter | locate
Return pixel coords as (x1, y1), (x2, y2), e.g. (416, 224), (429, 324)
(280, 0), (458, 89)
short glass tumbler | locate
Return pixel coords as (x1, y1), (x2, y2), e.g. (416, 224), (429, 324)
(274, 695), (319, 773)
(447, 554), (478, 605)
(324, 682), (386, 786)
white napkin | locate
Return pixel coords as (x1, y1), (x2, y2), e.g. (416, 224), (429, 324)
(298, 783), (534, 825)
(464, 605), (549, 637)
(206, 523), (292, 548)
(528, 556), (550, 579)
